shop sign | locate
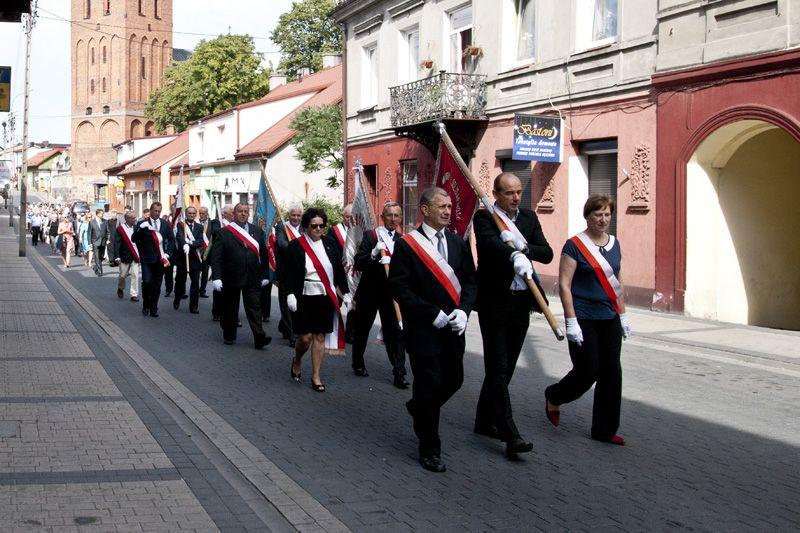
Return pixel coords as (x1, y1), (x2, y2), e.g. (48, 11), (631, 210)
(222, 175), (249, 193)
(145, 180), (154, 190)
(0, 67), (10, 112)
(512, 114), (563, 163)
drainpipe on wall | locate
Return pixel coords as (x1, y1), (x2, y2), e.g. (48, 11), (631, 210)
(340, 22), (348, 203)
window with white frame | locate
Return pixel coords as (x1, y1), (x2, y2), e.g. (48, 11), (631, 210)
(449, 4), (473, 73)
(575, 0), (618, 51)
(401, 161), (419, 234)
(516, 0), (535, 62)
(402, 28), (420, 83)
(361, 44), (378, 107)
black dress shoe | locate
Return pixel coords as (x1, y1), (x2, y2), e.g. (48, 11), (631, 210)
(199, 292), (209, 298)
(288, 339), (296, 348)
(189, 308), (199, 314)
(164, 292), (172, 298)
(141, 308), (149, 316)
(405, 399), (415, 418)
(181, 294), (188, 300)
(130, 296), (139, 302)
(173, 300), (180, 310)
(353, 367), (369, 377)
(223, 338), (235, 345)
(117, 288), (123, 299)
(254, 335), (272, 350)
(237, 321), (242, 328)
(150, 311), (159, 318)
(419, 455), (446, 473)
(473, 426), (502, 441)
(506, 437), (534, 457)
(393, 376), (410, 389)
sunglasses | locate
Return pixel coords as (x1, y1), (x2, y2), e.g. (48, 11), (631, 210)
(309, 223), (327, 230)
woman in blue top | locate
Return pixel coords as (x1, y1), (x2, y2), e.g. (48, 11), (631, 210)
(544, 194), (631, 445)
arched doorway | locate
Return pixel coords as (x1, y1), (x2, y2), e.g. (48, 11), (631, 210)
(685, 119), (800, 329)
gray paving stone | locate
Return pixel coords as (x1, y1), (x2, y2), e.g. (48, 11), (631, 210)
(0, 331), (94, 358)
(0, 360), (119, 397)
(0, 302), (66, 315)
(0, 314), (76, 334)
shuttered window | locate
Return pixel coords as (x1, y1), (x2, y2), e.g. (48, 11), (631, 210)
(500, 158), (532, 209)
(587, 152), (618, 235)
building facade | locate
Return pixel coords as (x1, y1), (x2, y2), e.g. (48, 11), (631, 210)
(334, 0), (800, 329)
(70, 0), (173, 202)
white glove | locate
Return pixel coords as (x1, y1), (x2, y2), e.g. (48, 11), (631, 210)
(511, 251), (533, 279)
(182, 244), (190, 254)
(379, 256), (391, 265)
(115, 258), (121, 265)
(212, 279), (223, 292)
(140, 221), (153, 231)
(163, 253), (169, 260)
(448, 309), (468, 336)
(371, 241), (387, 258)
(287, 294), (298, 312)
(565, 317), (583, 346)
(620, 313), (631, 339)
(260, 279), (269, 287)
(398, 320), (403, 331)
(432, 310), (449, 329)
(500, 230), (527, 252)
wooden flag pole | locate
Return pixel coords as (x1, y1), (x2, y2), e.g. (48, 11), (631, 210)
(435, 122), (564, 341)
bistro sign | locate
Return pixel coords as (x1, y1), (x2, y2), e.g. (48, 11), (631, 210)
(512, 114), (563, 163)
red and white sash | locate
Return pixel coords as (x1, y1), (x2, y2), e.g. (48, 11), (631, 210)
(182, 221), (203, 263)
(331, 223), (346, 249)
(117, 224), (140, 263)
(493, 206), (528, 248)
(224, 222), (259, 256)
(402, 230), (461, 306)
(569, 232), (623, 314)
(267, 227), (277, 271)
(285, 222), (301, 241)
(374, 227), (396, 257)
(201, 221), (210, 252)
(149, 219), (169, 266)
(298, 235), (345, 353)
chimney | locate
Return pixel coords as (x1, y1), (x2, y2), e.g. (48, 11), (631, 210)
(297, 67), (313, 81)
(269, 74), (287, 90)
(322, 53), (342, 68)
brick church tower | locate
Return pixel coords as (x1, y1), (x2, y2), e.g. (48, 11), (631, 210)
(70, 0), (173, 201)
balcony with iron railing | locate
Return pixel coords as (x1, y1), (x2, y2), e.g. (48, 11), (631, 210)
(389, 71), (488, 129)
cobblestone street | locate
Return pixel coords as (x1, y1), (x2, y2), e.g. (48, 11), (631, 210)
(2, 209), (800, 532)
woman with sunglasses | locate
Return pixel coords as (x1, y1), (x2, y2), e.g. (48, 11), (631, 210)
(285, 208), (349, 392)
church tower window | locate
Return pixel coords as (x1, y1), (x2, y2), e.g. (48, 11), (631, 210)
(104, 0), (110, 15)
(84, 0), (91, 19)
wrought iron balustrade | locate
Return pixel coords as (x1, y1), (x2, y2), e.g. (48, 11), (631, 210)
(389, 72), (487, 129)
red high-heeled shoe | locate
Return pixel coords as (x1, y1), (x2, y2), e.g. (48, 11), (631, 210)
(545, 401), (560, 427)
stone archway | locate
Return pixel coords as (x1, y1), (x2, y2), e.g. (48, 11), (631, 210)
(684, 118), (800, 329)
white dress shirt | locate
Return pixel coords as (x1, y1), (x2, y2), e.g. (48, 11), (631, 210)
(303, 237), (334, 296)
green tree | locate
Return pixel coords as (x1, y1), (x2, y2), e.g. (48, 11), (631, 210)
(289, 104), (343, 188)
(145, 35), (271, 132)
(302, 197), (343, 227)
(270, 0), (341, 80)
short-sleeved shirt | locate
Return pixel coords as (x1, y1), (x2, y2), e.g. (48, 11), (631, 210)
(562, 235), (621, 320)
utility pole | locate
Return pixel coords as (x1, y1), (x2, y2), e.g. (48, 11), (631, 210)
(18, 8), (34, 257)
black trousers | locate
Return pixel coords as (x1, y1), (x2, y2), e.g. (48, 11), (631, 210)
(200, 261), (209, 293)
(163, 264), (174, 294)
(545, 316), (623, 441)
(92, 245), (105, 275)
(31, 226), (40, 245)
(260, 281), (272, 320)
(407, 330), (465, 456)
(345, 308), (357, 344)
(222, 285), (265, 342)
(475, 291), (532, 441)
(212, 288), (223, 319)
(140, 262), (164, 313)
(174, 260), (201, 311)
(277, 280), (294, 341)
(351, 297), (405, 377)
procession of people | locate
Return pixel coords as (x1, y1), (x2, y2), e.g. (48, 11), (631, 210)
(23, 179), (631, 473)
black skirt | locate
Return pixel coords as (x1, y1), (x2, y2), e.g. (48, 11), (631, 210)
(292, 294), (334, 334)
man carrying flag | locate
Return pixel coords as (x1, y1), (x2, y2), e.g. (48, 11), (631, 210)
(132, 202), (176, 318)
(174, 206), (205, 313)
(198, 206), (212, 297)
(210, 203), (271, 349)
(388, 187), (477, 472)
(275, 204), (303, 346)
(472, 172), (553, 458)
(325, 203), (353, 257)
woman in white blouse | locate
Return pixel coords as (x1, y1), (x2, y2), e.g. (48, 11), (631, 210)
(285, 208), (349, 392)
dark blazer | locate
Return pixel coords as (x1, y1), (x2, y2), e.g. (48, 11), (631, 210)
(275, 221), (302, 282)
(131, 218), (176, 265)
(324, 224), (347, 260)
(112, 224), (139, 264)
(106, 218), (118, 244)
(176, 220), (205, 271)
(88, 218), (108, 247)
(353, 228), (402, 305)
(473, 207), (553, 310)
(389, 226), (477, 354)
(284, 237), (349, 299)
(209, 223), (269, 289)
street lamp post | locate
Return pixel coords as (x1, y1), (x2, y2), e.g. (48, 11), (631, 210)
(18, 11), (33, 257)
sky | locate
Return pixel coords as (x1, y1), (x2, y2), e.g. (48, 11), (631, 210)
(0, 0), (294, 146)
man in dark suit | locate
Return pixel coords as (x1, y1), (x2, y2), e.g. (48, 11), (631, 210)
(111, 210), (141, 301)
(209, 203), (271, 349)
(275, 204), (303, 346)
(88, 209), (109, 276)
(388, 187), (477, 472)
(208, 205), (231, 322)
(162, 213), (175, 297)
(473, 172), (554, 458)
(174, 206), (205, 313)
(325, 204), (354, 342)
(351, 201), (408, 388)
(198, 206), (212, 297)
(132, 201), (176, 317)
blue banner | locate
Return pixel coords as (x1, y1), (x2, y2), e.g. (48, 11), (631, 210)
(512, 114), (563, 163)
(0, 67), (10, 112)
